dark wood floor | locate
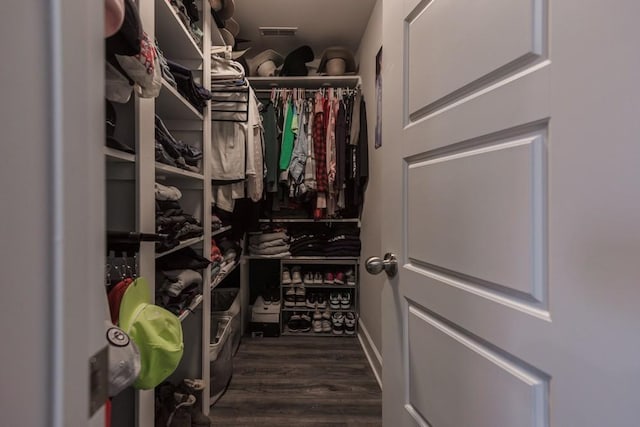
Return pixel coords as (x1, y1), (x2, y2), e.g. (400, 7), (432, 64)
(209, 336), (382, 426)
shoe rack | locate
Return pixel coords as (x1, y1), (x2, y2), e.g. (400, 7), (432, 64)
(279, 258), (360, 337)
(106, 0), (228, 425)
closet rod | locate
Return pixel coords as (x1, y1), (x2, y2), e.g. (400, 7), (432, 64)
(252, 87), (360, 94)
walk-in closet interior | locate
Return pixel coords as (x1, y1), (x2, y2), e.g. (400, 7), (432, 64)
(104, 0), (381, 425)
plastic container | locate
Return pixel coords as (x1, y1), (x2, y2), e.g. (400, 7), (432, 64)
(212, 288), (241, 354)
(209, 315), (233, 405)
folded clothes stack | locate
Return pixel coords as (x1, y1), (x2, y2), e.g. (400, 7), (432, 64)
(167, 60), (212, 113)
(155, 115), (203, 172)
(155, 183), (204, 253)
(289, 227), (361, 257)
(324, 228), (361, 257)
(155, 268), (203, 315)
(249, 231), (291, 257)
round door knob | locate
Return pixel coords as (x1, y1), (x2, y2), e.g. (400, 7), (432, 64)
(365, 253), (398, 277)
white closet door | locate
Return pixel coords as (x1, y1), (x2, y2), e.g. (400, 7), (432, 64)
(0, 1), (106, 426)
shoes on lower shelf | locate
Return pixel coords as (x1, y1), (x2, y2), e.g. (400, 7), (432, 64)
(345, 312), (357, 335)
(299, 312), (312, 332)
(288, 313), (301, 332)
(284, 287), (296, 307)
(340, 291), (351, 309)
(312, 319), (322, 333)
(321, 319), (332, 333)
(332, 312), (345, 335)
(306, 293), (317, 309)
(329, 292), (341, 310)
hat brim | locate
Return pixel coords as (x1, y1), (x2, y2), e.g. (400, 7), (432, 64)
(220, 28), (234, 47)
(119, 277), (151, 332)
(218, 0), (235, 20)
(225, 18), (239, 37)
(317, 47), (357, 74)
(246, 49), (284, 76)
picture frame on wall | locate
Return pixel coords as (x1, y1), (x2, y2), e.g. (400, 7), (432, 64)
(375, 46), (382, 149)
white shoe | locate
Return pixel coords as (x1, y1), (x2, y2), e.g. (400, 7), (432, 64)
(282, 268), (291, 285)
(291, 267), (302, 284)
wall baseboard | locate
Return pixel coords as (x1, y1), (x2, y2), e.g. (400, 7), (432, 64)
(357, 320), (383, 390)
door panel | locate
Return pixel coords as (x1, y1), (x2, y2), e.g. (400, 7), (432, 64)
(407, 304), (548, 427)
(407, 134), (546, 303)
(382, 0), (640, 425)
(406, 0), (547, 119)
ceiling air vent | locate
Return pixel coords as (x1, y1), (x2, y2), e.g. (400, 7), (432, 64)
(259, 26), (298, 37)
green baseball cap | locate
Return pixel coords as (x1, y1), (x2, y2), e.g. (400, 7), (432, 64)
(119, 277), (184, 389)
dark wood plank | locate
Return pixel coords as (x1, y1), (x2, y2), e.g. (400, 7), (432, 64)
(209, 336), (382, 426)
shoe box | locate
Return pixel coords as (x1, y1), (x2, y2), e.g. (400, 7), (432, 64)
(250, 295), (280, 337)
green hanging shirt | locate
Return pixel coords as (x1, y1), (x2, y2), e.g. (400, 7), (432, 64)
(279, 101), (296, 170)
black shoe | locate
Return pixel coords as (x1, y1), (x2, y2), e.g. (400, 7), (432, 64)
(298, 312), (312, 333)
(288, 313), (301, 332)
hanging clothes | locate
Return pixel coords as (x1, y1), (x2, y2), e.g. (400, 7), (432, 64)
(279, 99), (295, 171)
(261, 101), (279, 193)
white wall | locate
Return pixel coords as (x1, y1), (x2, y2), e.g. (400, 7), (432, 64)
(355, 0), (384, 383)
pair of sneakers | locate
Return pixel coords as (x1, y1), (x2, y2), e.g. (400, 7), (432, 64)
(262, 289), (280, 306)
(322, 269), (356, 286)
(305, 293), (327, 309)
(313, 309), (332, 333)
(329, 291), (351, 310)
(288, 312), (312, 332)
(331, 312), (357, 335)
(284, 286), (306, 307)
(282, 267), (302, 285)
(303, 272), (324, 285)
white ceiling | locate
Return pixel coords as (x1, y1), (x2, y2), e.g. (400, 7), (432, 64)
(230, 0), (377, 70)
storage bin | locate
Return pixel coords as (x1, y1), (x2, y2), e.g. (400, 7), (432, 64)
(212, 287), (241, 354)
(209, 315), (234, 405)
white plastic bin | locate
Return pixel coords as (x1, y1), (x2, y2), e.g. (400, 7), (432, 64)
(212, 288), (241, 354)
(209, 315), (233, 404)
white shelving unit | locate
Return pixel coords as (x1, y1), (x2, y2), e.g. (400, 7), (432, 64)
(155, 236), (205, 258)
(155, 162), (205, 180)
(104, 146), (136, 163)
(105, 0), (224, 425)
(155, 0), (204, 61)
(156, 79), (205, 121)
